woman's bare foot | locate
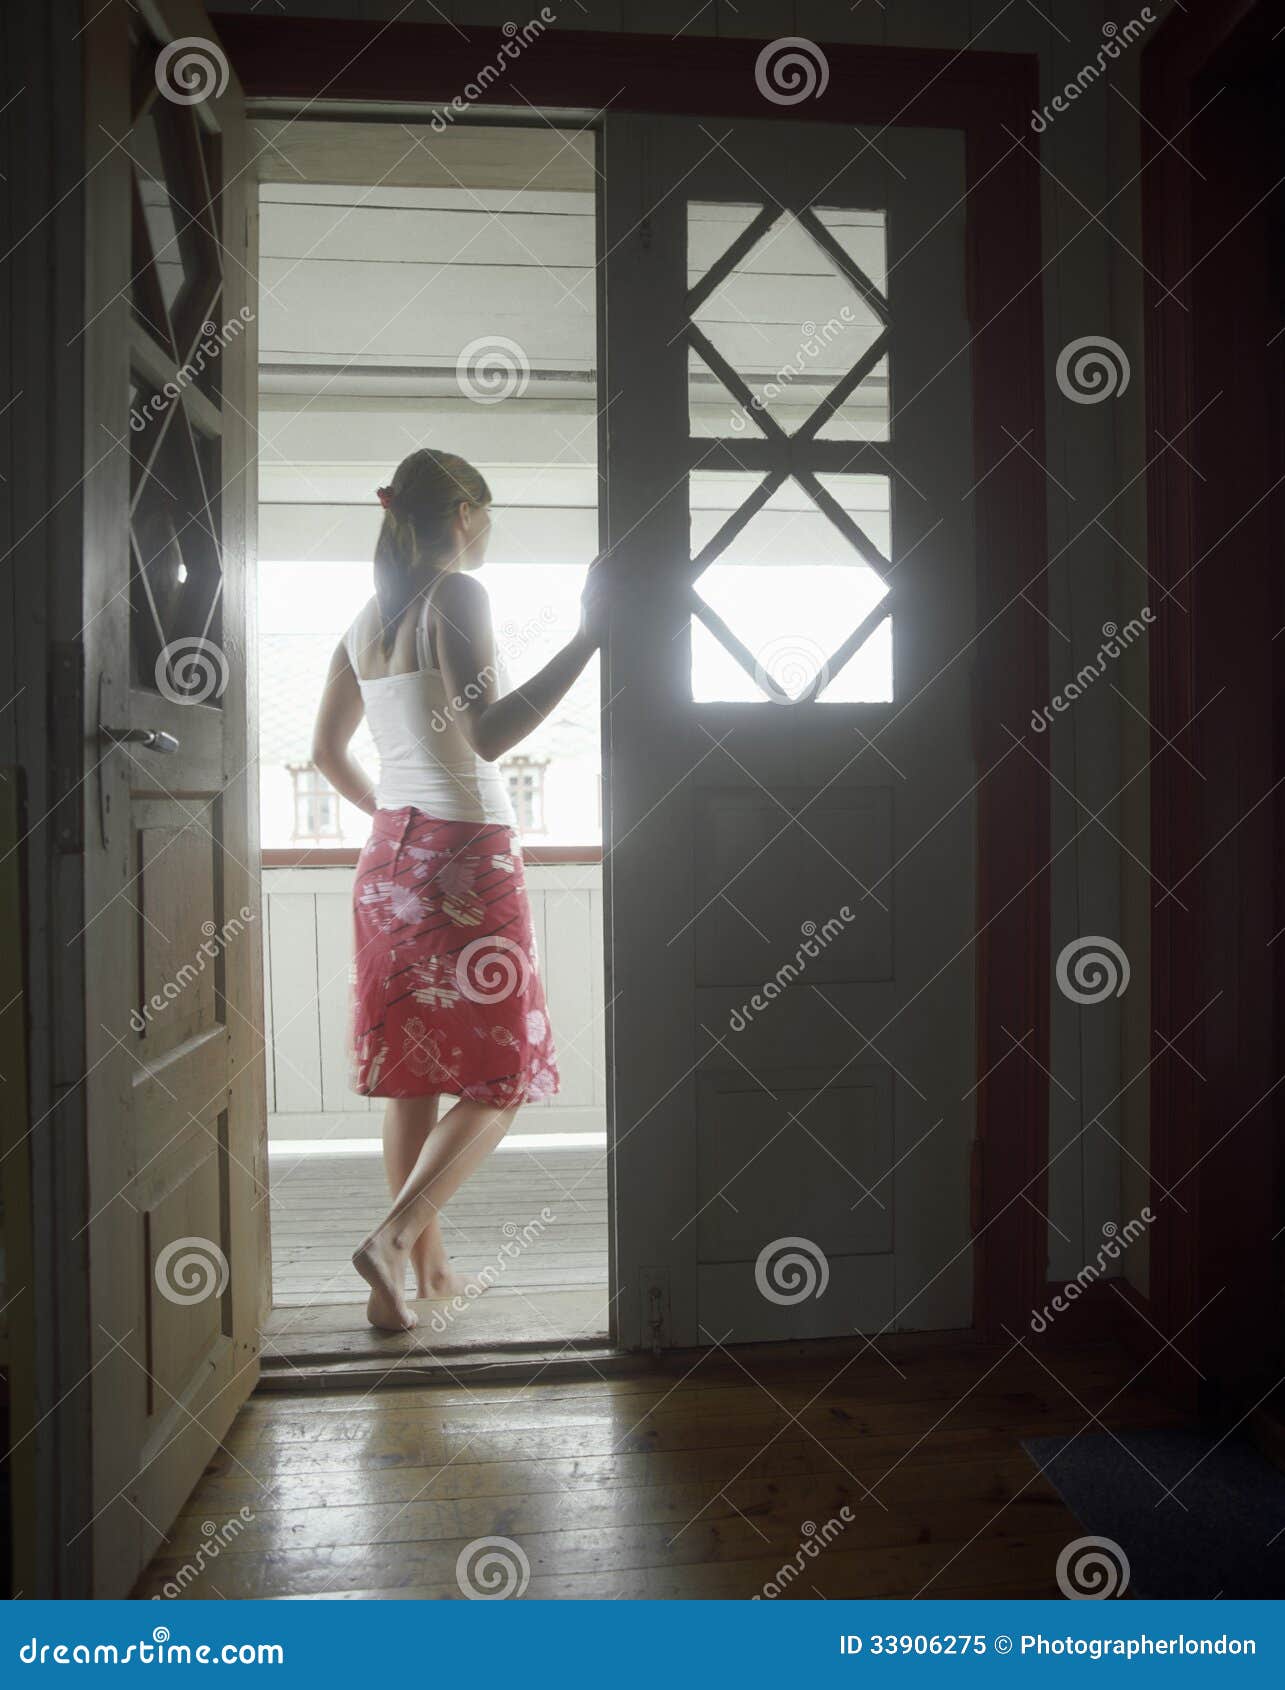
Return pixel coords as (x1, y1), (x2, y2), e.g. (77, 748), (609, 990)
(416, 1264), (494, 1302)
(353, 1235), (418, 1331)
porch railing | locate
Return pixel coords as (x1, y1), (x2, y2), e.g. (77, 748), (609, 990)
(262, 863), (605, 1138)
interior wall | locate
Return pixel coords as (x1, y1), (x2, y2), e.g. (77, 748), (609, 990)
(1, 0), (94, 1596)
(208, 0), (1163, 1292)
(1107, 21), (1153, 1297)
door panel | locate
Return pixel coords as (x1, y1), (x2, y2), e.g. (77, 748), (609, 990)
(82, 0), (263, 1595)
(603, 117), (975, 1348)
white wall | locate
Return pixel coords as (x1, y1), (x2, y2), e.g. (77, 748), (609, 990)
(263, 862), (606, 1138)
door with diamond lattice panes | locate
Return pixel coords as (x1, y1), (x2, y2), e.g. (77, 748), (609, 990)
(81, 1), (264, 1595)
(602, 118), (976, 1349)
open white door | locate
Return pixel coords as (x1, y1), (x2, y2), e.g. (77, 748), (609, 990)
(81, 0), (264, 1594)
(602, 116), (976, 1350)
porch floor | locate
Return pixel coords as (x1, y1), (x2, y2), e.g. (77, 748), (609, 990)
(267, 1137), (609, 1352)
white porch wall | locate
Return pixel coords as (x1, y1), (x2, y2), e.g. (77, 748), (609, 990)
(263, 862), (606, 1139)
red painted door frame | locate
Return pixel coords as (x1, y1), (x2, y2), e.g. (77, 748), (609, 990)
(1142, 0), (1284, 1415)
(218, 18), (1052, 1340)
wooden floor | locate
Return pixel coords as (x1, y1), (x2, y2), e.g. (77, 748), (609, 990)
(269, 1139), (608, 1310)
(136, 1335), (1179, 1600)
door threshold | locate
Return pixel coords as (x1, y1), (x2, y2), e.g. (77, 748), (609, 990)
(261, 1285), (611, 1371)
(258, 1338), (626, 1392)
(256, 1325), (1006, 1394)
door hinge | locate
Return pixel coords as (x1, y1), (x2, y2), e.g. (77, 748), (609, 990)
(50, 639), (84, 853)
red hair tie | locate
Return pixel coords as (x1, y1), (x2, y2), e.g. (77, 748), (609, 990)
(376, 485), (394, 509)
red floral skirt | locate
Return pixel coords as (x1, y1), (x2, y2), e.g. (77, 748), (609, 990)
(349, 807), (559, 1106)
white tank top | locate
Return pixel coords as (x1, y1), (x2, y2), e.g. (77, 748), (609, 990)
(343, 596), (516, 828)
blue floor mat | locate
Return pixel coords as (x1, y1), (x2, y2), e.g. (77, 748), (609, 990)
(1024, 1428), (1285, 1599)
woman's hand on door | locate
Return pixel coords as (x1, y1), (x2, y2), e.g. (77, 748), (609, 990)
(578, 553), (614, 648)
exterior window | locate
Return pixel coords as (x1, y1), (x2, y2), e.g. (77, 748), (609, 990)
(685, 201), (894, 704)
(503, 756), (549, 835)
(288, 762), (341, 843)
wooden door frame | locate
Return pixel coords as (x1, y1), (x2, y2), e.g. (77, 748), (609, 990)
(1141, 0), (1284, 1414)
(217, 17), (1052, 1341)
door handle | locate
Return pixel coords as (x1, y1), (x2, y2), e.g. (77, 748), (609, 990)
(101, 726), (180, 755)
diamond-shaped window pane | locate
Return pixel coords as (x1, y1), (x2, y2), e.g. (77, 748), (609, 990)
(690, 472), (892, 703)
(688, 201), (765, 285)
(687, 203), (888, 441)
(689, 345), (768, 439)
(129, 77), (221, 360)
(811, 206), (888, 300)
(129, 406), (224, 697)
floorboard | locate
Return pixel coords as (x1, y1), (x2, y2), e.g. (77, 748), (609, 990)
(136, 1336), (1180, 1600)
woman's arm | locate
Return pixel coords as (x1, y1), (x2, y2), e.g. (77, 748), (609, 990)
(311, 642), (378, 814)
(433, 565), (603, 764)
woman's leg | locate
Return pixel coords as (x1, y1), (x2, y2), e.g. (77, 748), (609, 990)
(355, 1097), (518, 1331)
(381, 1095), (442, 1299)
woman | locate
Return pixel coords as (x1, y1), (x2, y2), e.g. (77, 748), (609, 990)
(311, 447), (604, 1332)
